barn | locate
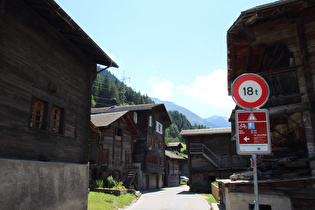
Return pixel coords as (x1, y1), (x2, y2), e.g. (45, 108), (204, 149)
(0, 0), (117, 209)
(221, 0), (315, 209)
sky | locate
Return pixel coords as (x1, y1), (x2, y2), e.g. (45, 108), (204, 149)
(55, 0), (276, 118)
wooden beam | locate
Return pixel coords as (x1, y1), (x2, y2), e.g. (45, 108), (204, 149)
(266, 102), (309, 116)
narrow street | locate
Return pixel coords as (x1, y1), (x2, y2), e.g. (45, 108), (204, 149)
(123, 185), (210, 210)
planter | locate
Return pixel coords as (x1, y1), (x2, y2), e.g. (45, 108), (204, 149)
(92, 188), (128, 196)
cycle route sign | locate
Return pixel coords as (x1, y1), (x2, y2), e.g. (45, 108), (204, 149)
(235, 109), (271, 154)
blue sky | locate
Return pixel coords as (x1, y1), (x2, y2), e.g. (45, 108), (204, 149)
(55, 0), (276, 118)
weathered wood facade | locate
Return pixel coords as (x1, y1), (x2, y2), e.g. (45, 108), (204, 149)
(165, 150), (186, 187)
(0, 0), (117, 209)
(89, 111), (142, 185)
(92, 103), (171, 190)
(166, 142), (183, 152)
(224, 0), (315, 209)
(180, 128), (249, 191)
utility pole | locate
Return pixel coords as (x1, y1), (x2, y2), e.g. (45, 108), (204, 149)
(120, 70), (130, 105)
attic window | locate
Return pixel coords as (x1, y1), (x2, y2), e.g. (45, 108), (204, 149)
(30, 98), (46, 129)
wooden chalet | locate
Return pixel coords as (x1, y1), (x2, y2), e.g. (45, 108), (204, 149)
(180, 128), (249, 191)
(166, 142), (183, 152)
(222, 0), (315, 209)
(165, 150), (186, 187)
(89, 111), (143, 189)
(0, 0), (117, 209)
(92, 103), (171, 190)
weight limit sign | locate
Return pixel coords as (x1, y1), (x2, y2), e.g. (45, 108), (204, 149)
(231, 73), (270, 109)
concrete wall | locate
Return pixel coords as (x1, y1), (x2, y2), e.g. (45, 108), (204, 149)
(222, 187), (292, 210)
(0, 159), (88, 210)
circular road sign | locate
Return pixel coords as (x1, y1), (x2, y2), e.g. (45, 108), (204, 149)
(231, 73), (269, 109)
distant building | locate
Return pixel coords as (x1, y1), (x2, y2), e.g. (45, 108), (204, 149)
(180, 128), (249, 191)
(89, 111), (143, 188)
(165, 150), (186, 187)
(92, 103), (171, 190)
(166, 142), (183, 152)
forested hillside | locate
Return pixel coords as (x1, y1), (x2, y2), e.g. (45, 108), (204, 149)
(92, 66), (154, 107)
(165, 110), (208, 145)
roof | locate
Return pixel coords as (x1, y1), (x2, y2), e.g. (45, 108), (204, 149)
(180, 128), (231, 136)
(91, 111), (143, 138)
(168, 142), (183, 148)
(92, 103), (172, 125)
(165, 150), (186, 160)
(91, 111), (129, 127)
(23, 0), (118, 68)
(227, 0), (310, 94)
(92, 104), (167, 114)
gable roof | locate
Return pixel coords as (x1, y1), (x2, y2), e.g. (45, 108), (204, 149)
(180, 128), (231, 136)
(92, 103), (172, 125)
(23, 0), (118, 68)
(91, 111), (129, 127)
(91, 111), (143, 138)
(168, 142), (183, 148)
(165, 150), (186, 160)
(92, 104), (167, 113)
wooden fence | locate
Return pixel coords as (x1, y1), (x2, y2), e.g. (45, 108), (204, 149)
(211, 183), (219, 202)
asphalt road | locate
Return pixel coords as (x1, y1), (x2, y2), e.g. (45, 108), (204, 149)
(123, 185), (210, 210)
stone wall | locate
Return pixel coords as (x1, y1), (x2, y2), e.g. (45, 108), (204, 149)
(0, 159), (88, 210)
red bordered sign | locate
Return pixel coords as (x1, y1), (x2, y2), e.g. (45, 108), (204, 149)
(231, 73), (269, 109)
(236, 109), (271, 155)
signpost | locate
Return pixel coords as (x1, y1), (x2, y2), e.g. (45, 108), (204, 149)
(236, 110), (271, 155)
(231, 73), (271, 210)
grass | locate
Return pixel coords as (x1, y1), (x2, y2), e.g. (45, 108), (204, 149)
(201, 194), (219, 205)
(88, 191), (136, 210)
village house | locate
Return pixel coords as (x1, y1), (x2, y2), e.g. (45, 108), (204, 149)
(221, 0), (315, 209)
(165, 150), (186, 187)
(89, 111), (143, 189)
(92, 103), (171, 190)
(180, 128), (249, 192)
(166, 142), (183, 152)
(0, 0), (117, 209)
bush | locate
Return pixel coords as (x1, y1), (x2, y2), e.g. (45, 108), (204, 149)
(189, 182), (211, 193)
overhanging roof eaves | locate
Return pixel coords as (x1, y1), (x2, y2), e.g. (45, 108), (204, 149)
(180, 128), (231, 136)
(23, 0), (118, 68)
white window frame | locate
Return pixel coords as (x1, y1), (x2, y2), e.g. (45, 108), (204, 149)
(156, 121), (163, 134)
(149, 116), (153, 127)
(133, 112), (137, 124)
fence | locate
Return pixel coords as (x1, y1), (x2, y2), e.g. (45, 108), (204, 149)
(211, 183), (219, 202)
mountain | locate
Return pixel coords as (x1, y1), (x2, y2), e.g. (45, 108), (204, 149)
(204, 116), (231, 128)
(151, 98), (230, 128)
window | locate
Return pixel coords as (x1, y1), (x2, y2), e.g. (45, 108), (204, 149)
(115, 128), (122, 136)
(149, 116), (153, 127)
(30, 97), (65, 135)
(158, 141), (163, 149)
(50, 106), (63, 133)
(149, 136), (155, 146)
(133, 112), (138, 124)
(30, 98), (46, 129)
(156, 121), (163, 134)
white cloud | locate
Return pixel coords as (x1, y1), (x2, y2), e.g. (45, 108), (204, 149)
(147, 77), (175, 100)
(177, 69), (236, 110)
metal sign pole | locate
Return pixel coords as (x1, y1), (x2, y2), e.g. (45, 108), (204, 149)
(252, 154), (259, 210)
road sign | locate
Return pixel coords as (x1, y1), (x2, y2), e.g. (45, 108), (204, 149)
(231, 73), (270, 109)
(235, 109), (271, 154)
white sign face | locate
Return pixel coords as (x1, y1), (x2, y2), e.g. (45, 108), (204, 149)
(238, 80), (262, 103)
(231, 73), (270, 109)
